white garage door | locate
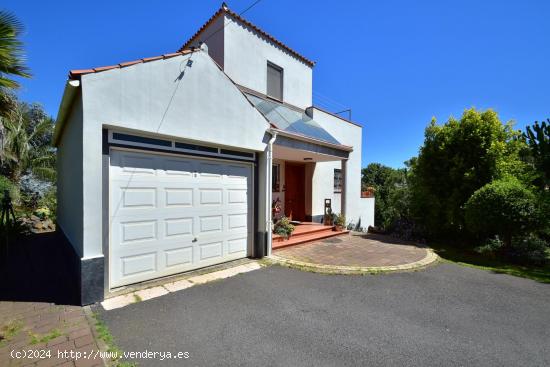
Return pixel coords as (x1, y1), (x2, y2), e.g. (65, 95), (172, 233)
(109, 149), (252, 288)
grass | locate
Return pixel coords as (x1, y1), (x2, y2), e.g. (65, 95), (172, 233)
(29, 328), (62, 345)
(132, 294), (142, 303)
(432, 243), (550, 283)
(93, 313), (137, 367)
(0, 320), (23, 346)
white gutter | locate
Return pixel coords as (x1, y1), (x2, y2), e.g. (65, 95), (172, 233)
(53, 79), (81, 147)
(265, 130), (278, 256)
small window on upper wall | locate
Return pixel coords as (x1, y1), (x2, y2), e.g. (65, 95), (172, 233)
(334, 169), (343, 193)
(267, 62), (283, 101)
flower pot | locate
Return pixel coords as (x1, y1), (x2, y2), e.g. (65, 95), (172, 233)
(335, 225), (344, 232)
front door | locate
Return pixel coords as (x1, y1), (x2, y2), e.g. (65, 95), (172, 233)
(284, 163), (305, 221)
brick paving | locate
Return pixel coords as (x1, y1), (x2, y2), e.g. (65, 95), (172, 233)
(0, 302), (103, 367)
(274, 232), (428, 267)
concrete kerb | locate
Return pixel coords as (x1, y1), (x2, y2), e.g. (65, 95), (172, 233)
(268, 249), (440, 275)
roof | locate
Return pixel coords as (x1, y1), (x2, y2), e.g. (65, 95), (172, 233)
(68, 49), (195, 80)
(243, 92), (351, 149)
(178, 4), (315, 67)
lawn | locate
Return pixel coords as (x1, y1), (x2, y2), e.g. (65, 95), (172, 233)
(432, 243), (550, 283)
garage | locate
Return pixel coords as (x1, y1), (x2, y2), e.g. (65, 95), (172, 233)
(109, 149), (252, 288)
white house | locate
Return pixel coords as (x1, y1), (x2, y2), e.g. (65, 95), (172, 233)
(54, 4), (374, 304)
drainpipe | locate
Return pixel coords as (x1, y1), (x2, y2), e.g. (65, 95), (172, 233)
(265, 130), (278, 256)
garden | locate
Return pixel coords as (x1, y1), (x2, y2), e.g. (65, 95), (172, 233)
(0, 11), (56, 235)
(362, 110), (550, 281)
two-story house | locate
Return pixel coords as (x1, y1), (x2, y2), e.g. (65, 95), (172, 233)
(54, 4), (374, 304)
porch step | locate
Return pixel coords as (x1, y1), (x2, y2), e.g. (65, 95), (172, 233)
(272, 224), (334, 243)
(272, 230), (350, 250)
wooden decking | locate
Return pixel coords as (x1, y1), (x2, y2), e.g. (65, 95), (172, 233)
(272, 222), (349, 250)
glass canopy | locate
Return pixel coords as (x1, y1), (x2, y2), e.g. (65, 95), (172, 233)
(244, 93), (341, 145)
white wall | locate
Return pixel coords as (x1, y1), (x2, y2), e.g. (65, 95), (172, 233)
(223, 14), (313, 109)
(71, 50), (269, 258)
(188, 15), (225, 69)
(56, 94), (84, 257)
(311, 109), (368, 227)
(358, 197), (375, 229)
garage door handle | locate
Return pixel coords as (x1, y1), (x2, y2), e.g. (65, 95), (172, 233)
(192, 237), (198, 242)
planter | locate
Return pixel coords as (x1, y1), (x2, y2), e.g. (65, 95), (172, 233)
(334, 225), (344, 232)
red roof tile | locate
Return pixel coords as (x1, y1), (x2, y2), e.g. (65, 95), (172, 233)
(68, 50), (195, 80)
(178, 5), (315, 67)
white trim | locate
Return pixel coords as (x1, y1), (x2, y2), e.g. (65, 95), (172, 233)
(108, 130), (256, 161)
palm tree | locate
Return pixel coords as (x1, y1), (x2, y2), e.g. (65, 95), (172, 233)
(0, 10), (31, 116)
(0, 101), (55, 183)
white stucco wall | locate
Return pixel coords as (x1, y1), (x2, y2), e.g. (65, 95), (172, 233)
(311, 109), (367, 227)
(65, 50), (269, 258)
(188, 15), (225, 69)
(222, 14), (313, 109)
(358, 197), (375, 229)
(56, 94), (84, 257)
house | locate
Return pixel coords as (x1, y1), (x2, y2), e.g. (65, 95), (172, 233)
(54, 4), (375, 305)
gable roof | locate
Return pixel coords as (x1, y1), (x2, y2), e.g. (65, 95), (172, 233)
(178, 4), (315, 67)
(68, 49), (196, 80)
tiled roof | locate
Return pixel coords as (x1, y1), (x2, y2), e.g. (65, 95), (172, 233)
(178, 5), (315, 67)
(68, 49), (195, 80)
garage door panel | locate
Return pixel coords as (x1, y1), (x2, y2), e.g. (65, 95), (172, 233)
(110, 149), (252, 288)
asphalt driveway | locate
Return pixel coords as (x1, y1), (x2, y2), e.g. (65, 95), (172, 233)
(96, 263), (550, 367)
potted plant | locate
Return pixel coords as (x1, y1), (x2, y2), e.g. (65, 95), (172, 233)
(273, 216), (295, 239)
(333, 213), (346, 231)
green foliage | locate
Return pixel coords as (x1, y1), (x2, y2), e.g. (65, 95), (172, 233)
(273, 216), (295, 239)
(464, 177), (538, 246)
(409, 108), (530, 239)
(0, 174), (18, 203)
(523, 119), (550, 188)
(361, 163), (410, 230)
(0, 11), (31, 116)
(0, 99), (56, 182)
(38, 187), (56, 221)
(333, 213), (346, 227)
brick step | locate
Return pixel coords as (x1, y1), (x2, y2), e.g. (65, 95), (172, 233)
(272, 230), (349, 250)
(272, 226), (334, 243)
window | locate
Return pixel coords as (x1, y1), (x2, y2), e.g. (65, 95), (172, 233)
(272, 164), (280, 192)
(267, 62), (283, 101)
(334, 169), (342, 193)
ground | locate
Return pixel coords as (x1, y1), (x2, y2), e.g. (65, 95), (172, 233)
(96, 263), (550, 367)
(274, 233), (429, 267)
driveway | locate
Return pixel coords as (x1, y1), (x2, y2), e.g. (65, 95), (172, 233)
(96, 263), (550, 367)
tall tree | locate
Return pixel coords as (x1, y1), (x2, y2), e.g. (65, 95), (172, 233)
(409, 108), (530, 240)
(523, 119), (550, 188)
(0, 100), (55, 182)
(0, 10), (31, 116)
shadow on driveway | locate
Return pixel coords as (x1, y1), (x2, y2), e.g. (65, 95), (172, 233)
(0, 231), (79, 305)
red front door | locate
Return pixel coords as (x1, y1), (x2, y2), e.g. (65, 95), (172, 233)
(284, 163), (306, 221)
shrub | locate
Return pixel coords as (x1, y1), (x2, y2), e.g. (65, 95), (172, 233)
(0, 175), (19, 204)
(333, 213), (346, 227)
(273, 217), (295, 239)
(38, 186), (56, 221)
(465, 177), (538, 247)
(474, 236), (504, 255)
(509, 235), (549, 266)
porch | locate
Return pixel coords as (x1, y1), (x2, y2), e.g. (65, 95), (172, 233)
(272, 222), (349, 250)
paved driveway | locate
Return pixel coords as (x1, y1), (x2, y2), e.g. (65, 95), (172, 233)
(96, 263), (550, 367)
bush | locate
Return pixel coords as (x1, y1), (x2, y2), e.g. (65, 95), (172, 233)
(509, 235), (549, 266)
(273, 217), (295, 239)
(0, 175), (19, 204)
(474, 236), (504, 255)
(38, 187), (56, 221)
(465, 177), (538, 246)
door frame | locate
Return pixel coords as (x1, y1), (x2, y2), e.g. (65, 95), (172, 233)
(104, 145), (255, 291)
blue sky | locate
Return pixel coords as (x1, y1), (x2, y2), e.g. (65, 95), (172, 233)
(4, 0), (550, 168)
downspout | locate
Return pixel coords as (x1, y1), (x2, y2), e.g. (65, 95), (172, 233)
(265, 130), (277, 256)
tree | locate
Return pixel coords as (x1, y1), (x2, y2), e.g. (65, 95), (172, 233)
(0, 100), (55, 183)
(523, 119), (550, 188)
(409, 108), (530, 240)
(362, 163), (409, 229)
(0, 11), (31, 116)
(465, 177), (538, 247)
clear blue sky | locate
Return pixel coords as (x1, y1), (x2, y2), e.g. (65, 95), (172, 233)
(4, 0), (550, 168)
